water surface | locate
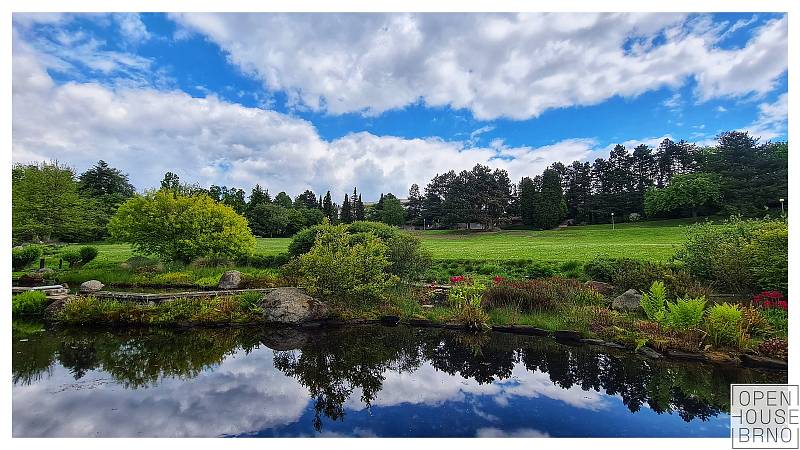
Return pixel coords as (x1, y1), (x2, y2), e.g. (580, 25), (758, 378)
(12, 321), (784, 437)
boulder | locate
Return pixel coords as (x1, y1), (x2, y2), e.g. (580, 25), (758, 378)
(44, 297), (71, 318)
(17, 272), (44, 287)
(612, 289), (643, 312)
(80, 280), (105, 293)
(217, 271), (242, 290)
(259, 287), (331, 324)
(585, 280), (615, 296)
(741, 354), (788, 370)
(638, 346), (663, 359)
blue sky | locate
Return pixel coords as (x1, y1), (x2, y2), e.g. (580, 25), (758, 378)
(12, 12), (788, 200)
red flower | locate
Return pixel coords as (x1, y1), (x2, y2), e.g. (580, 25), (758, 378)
(450, 275), (465, 284)
(777, 300), (788, 311)
(493, 275), (504, 284)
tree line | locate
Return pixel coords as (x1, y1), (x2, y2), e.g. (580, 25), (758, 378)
(405, 131), (787, 230)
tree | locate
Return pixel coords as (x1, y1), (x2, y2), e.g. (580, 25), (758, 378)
(273, 191), (293, 209)
(644, 173), (722, 218)
(519, 176), (536, 227)
(220, 187), (246, 215)
(248, 203), (290, 237)
(160, 172), (181, 191)
(78, 160), (136, 199)
(322, 191), (335, 222)
(108, 190), (255, 262)
(381, 197), (406, 226)
(564, 161), (592, 223)
(354, 194), (365, 221)
(12, 162), (96, 243)
(294, 190), (318, 209)
(340, 193), (353, 224)
(248, 184), (271, 211)
(406, 184), (423, 226)
(534, 168), (566, 229)
(286, 207), (324, 236)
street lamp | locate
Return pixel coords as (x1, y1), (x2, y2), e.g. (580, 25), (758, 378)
(780, 198), (785, 216)
(611, 212), (615, 230)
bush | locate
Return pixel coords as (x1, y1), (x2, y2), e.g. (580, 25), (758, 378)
(12, 245), (42, 271)
(12, 291), (50, 315)
(121, 256), (162, 273)
(676, 217), (787, 293)
(758, 338), (788, 360)
(190, 256), (233, 268)
(704, 303), (742, 347)
(664, 296), (706, 330)
(78, 246), (99, 265)
(194, 275), (220, 289)
(108, 190), (256, 263)
(760, 308), (788, 337)
(482, 277), (602, 313)
(236, 291), (263, 310)
(448, 280), (486, 308)
(61, 249), (83, 268)
(296, 223), (395, 304)
(151, 272), (195, 286)
(640, 281), (667, 322)
(288, 221), (429, 281)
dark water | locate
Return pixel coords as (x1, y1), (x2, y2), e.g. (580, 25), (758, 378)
(12, 321), (785, 437)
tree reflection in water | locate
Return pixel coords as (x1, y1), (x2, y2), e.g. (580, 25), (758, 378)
(13, 321), (783, 433)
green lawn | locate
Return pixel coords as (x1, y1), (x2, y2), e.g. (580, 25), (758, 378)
(47, 218), (697, 270)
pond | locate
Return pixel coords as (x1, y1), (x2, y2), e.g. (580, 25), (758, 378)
(12, 321), (785, 437)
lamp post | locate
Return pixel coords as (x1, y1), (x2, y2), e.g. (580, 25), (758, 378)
(780, 198), (785, 216)
(611, 212), (615, 230)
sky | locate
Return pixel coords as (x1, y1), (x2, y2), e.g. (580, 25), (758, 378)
(11, 12), (788, 201)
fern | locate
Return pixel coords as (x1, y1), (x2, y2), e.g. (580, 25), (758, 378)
(665, 296), (707, 330)
(640, 280), (667, 322)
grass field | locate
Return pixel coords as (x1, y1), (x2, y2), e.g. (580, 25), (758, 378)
(48, 218), (696, 268)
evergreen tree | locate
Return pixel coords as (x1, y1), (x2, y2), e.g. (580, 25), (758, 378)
(322, 191), (335, 222)
(273, 191), (293, 209)
(294, 190), (318, 209)
(355, 194), (365, 221)
(534, 168), (567, 229)
(248, 184), (271, 210)
(406, 183), (423, 226)
(519, 177), (536, 227)
(340, 193), (353, 223)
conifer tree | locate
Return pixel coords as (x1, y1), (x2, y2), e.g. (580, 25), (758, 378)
(340, 193), (353, 223)
(322, 191), (335, 222)
(355, 194), (365, 220)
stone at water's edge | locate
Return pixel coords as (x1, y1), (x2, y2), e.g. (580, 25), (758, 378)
(612, 289), (643, 312)
(80, 280), (105, 293)
(218, 271), (242, 290)
(259, 287), (331, 324)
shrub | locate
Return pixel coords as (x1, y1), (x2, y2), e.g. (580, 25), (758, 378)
(740, 305), (772, 338)
(296, 223), (395, 304)
(288, 221), (429, 281)
(664, 296), (706, 330)
(151, 272), (195, 286)
(240, 271), (281, 288)
(236, 291), (263, 310)
(758, 338), (788, 360)
(675, 217), (787, 293)
(760, 308), (788, 337)
(78, 246), (98, 265)
(121, 256), (162, 273)
(12, 245), (42, 271)
(704, 303), (742, 347)
(190, 256), (233, 268)
(447, 280), (486, 308)
(61, 249), (83, 268)
(526, 261), (557, 279)
(640, 281), (667, 322)
(482, 277), (602, 313)
(12, 291), (50, 315)
(108, 190), (256, 263)
(194, 275), (220, 289)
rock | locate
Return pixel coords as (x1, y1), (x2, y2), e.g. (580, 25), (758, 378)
(638, 346), (663, 359)
(217, 271), (242, 290)
(36, 267), (55, 277)
(80, 280), (105, 294)
(741, 354), (788, 370)
(612, 289), (643, 312)
(665, 350), (706, 361)
(492, 325), (549, 336)
(705, 351), (740, 365)
(259, 287), (331, 324)
(580, 338), (606, 345)
(585, 280), (615, 296)
(44, 297), (71, 318)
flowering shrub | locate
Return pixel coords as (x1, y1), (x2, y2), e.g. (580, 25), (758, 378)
(493, 275), (504, 284)
(753, 291), (788, 311)
(450, 275), (466, 284)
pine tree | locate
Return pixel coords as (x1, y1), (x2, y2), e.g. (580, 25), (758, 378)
(519, 177), (536, 227)
(322, 191), (335, 222)
(340, 193), (353, 223)
(355, 194), (365, 220)
(535, 169), (567, 229)
(407, 183), (423, 226)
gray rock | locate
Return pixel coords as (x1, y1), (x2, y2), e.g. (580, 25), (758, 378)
(553, 330), (582, 341)
(585, 280), (615, 296)
(217, 271), (242, 290)
(741, 354), (788, 370)
(612, 289), (643, 312)
(80, 280), (105, 293)
(638, 346), (663, 359)
(259, 287), (331, 324)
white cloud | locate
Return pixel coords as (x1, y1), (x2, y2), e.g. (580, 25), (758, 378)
(170, 13), (787, 120)
(114, 13), (150, 43)
(12, 34), (594, 201)
(744, 93), (787, 141)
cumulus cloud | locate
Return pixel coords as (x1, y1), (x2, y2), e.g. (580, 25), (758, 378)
(170, 13), (787, 120)
(744, 93), (787, 141)
(12, 32), (594, 200)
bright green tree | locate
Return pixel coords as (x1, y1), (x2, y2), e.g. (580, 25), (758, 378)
(381, 197), (406, 226)
(108, 190), (255, 262)
(644, 173), (721, 218)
